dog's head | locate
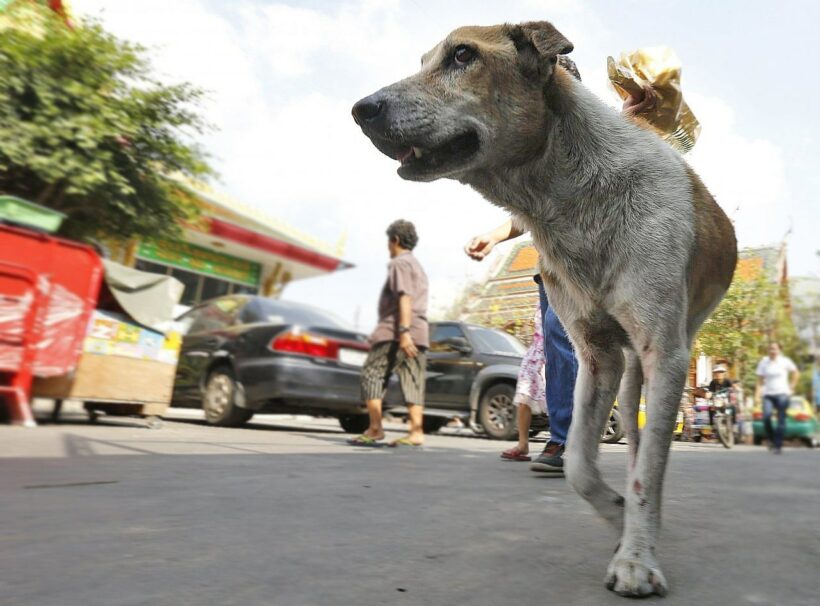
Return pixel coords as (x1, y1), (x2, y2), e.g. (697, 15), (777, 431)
(352, 21), (573, 182)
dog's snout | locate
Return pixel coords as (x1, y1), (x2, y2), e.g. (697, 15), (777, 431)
(352, 94), (385, 125)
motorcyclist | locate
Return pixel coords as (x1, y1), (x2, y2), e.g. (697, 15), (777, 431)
(707, 366), (736, 426)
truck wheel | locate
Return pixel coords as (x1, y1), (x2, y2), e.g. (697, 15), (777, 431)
(339, 414), (370, 434)
(478, 383), (518, 441)
(600, 408), (625, 444)
(422, 417), (448, 434)
(145, 416), (164, 430)
(202, 368), (253, 427)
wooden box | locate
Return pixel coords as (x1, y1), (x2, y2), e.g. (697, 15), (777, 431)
(34, 353), (175, 408)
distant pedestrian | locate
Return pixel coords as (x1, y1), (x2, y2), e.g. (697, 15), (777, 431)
(755, 342), (799, 454)
(500, 306), (546, 461)
(349, 220), (429, 448)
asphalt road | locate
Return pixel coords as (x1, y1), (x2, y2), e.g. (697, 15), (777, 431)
(1, 408), (818, 606)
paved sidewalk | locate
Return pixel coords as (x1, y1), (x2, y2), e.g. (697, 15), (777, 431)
(1, 413), (818, 606)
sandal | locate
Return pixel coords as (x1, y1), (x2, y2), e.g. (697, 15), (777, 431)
(388, 436), (423, 448)
(501, 447), (531, 461)
(347, 435), (384, 447)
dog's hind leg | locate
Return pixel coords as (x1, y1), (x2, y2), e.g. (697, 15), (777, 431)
(563, 326), (626, 534)
(618, 347), (643, 470)
(606, 321), (689, 598)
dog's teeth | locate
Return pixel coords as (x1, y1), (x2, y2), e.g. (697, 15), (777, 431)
(413, 147), (423, 159)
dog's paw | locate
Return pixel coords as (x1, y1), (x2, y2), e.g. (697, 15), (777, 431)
(605, 549), (668, 598)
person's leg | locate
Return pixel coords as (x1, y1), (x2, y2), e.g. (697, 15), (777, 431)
(364, 399), (385, 439)
(532, 283), (578, 472)
(773, 394), (789, 452)
(516, 404), (532, 453)
(391, 348), (427, 446)
(762, 395), (775, 447)
(356, 342), (393, 441)
(543, 304), (577, 445)
(406, 403), (424, 444)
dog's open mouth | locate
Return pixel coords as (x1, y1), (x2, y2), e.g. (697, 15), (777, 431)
(372, 130), (480, 179)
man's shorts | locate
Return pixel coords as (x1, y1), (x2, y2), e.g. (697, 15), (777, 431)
(360, 341), (427, 405)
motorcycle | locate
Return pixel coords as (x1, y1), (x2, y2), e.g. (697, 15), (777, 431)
(690, 386), (736, 448)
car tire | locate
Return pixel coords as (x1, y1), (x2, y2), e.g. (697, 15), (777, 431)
(478, 383), (518, 441)
(529, 414), (549, 439)
(802, 436), (817, 449)
(202, 367), (253, 427)
(422, 416), (448, 434)
(600, 408), (625, 444)
(339, 414), (370, 434)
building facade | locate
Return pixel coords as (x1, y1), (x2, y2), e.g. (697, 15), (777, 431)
(457, 240), (795, 390)
(110, 179), (352, 307)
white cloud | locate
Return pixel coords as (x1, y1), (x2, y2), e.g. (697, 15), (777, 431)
(71, 0), (800, 328)
(685, 93), (789, 247)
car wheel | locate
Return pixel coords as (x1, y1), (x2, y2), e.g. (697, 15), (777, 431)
(338, 414), (370, 434)
(601, 408), (625, 444)
(478, 383), (518, 441)
(202, 368), (253, 427)
(802, 436), (817, 449)
(422, 416), (448, 434)
(528, 414), (549, 439)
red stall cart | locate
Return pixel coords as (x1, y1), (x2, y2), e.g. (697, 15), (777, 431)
(0, 224), (103, 425)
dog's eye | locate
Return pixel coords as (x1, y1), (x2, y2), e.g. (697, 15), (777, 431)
(453, 45), (475, 66)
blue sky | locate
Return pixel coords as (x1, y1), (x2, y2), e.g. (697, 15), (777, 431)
(74, 0), (819, 330)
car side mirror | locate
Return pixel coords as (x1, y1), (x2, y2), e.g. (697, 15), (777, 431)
(438, 336), (472, 354)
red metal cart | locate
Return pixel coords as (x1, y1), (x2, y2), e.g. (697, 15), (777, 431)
(0, 224), (102, 425)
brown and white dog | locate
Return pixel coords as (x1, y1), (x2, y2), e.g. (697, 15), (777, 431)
(352, 21), (737, 598)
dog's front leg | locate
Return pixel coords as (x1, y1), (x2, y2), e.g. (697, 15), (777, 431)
(564, 339), (625, 532)
(606, 341), (689, 598)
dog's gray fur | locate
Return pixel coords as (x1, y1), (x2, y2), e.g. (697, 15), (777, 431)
(353, 21), (737, 598)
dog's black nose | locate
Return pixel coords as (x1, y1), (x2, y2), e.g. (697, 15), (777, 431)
(352, 95), (384, 125)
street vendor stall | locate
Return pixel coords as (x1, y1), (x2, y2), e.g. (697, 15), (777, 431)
(0, 202), (102, 426)
(34, 261), (184, 428)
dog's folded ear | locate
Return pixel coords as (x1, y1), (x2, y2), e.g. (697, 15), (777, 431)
(507, 21), (573, 80)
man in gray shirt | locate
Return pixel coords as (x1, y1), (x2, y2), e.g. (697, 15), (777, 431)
(349, 220), (429, 447)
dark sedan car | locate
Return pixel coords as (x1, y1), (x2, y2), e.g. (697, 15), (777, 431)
(171, 295), (372, 430)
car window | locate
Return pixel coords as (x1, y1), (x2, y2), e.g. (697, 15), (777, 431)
(466, 326), (526, 356)
(237, 297), (351, 329)
(188, 299), (242, 333)
(789, 397), (806, 411)
(430, 324), (467, 353)
(175, 307), (201, 335)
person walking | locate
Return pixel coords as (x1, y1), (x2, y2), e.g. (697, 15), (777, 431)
(500, 305), (547, 461)
(755, 342), (799, 454)
(465, 219), (578, 474)
(349, 220), (429, 448)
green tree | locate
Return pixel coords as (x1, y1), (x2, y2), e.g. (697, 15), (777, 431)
(696, 274), (802, 395)
(0, 6), (211, 241)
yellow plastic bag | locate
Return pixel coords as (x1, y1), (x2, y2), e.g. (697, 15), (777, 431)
(607, 46), (701, 153)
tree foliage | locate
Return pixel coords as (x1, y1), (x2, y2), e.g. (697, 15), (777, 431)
(0, 6), (211, 241)
(696, 274), (802, 394)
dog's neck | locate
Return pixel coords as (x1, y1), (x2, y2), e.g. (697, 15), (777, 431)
(463, 69), (641, 227)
